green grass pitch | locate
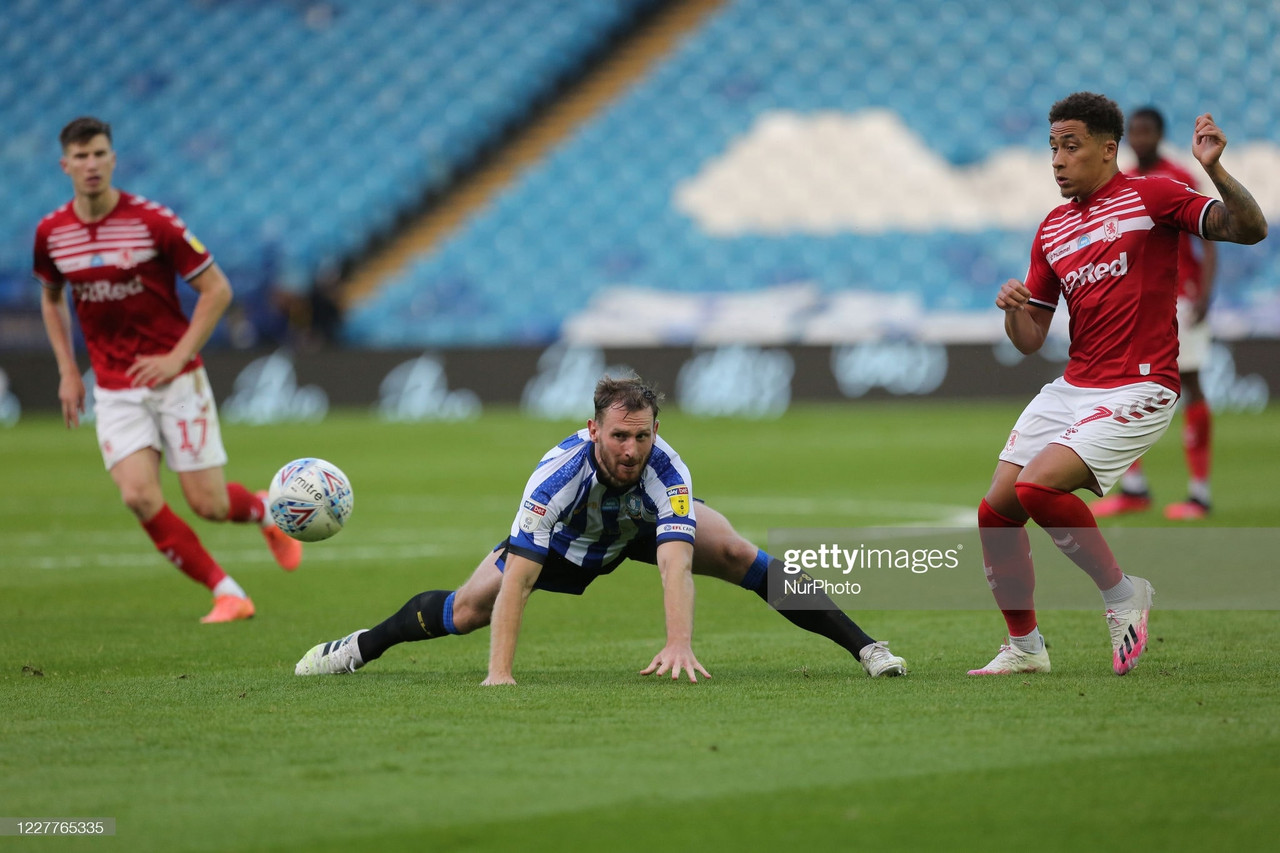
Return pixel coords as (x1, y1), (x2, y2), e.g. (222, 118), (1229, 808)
(2, 401), (1278, 852)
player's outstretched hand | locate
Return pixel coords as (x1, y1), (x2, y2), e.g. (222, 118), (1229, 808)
(995, 279), (1032, 312)
(640, 643), (711, 683)
(126, 351), (187, 388)
(1192, 113), (1227, 170)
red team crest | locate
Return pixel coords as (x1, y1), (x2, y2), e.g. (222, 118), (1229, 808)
(1102, 218), (1121, 241)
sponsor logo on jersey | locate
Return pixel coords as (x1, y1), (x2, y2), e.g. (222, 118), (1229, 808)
(70, 276), (145, 303)
(1004, 430), (1018, 453)
(666, 485), (690, 517)
(183, 229), (207, 254)
(1061, 251), (1128, 295)
(519, 499), (549, 533)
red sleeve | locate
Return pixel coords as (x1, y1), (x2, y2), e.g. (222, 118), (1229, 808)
(32, 221), (62, 288)
(153, 208), (214, 280)
(1138, 175), (1215, 238)
(1024, 220), (1059, 312)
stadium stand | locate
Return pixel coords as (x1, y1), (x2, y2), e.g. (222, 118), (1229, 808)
(0, 0), (662, 344)
(345, 0), (1280, 347)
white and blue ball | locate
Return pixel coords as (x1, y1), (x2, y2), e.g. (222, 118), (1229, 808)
(267, 457), (354, 542)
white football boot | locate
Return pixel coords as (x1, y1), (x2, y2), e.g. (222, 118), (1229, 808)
(858, 641), (907, 677)
(295, 630), (368, 676)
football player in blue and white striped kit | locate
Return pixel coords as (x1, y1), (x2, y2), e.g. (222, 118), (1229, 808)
(296, 375), (907, 682)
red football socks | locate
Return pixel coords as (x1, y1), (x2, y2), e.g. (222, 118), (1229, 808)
(978, 499), (1038, 637)
(141, 504), (227, 589)
(1013, 482), (1123, 590)
(226, 482), (266, 523)
(1183, 400), (1212, 482)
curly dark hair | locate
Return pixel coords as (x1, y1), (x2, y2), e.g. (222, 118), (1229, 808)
(593, 374), (663, 421)
(1048, 92), (1125, 142)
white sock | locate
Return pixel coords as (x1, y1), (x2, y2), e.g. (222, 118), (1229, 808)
(213, 576), (248, 599)
(1188, 479), (1211, 504)
(1102, 574), (1136, 607)
(1121, 469), (1148, 494)
(1010, 628), (1044, 654)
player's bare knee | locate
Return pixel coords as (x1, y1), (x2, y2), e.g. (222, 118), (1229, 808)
(449, 596), (492, 634)
(450, 574), (500, 634)
(188, 493), (229, 522)
(121, 488), (163, 521)
(694, 533), (756, 580)
(721, 536), (757, 573)
(982, 487), (1027, 523)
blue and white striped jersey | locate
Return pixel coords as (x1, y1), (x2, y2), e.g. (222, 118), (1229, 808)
(507, 429), (696, 569)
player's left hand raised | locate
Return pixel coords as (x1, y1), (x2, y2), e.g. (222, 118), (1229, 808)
(640, 643), (711, 683)
(1192, 113), (1227, 169)
(127, 351), (187, 388)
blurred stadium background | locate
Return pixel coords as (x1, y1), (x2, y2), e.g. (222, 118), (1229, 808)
(1, 0), (1277, 422)
(4, 5), (1280, 850)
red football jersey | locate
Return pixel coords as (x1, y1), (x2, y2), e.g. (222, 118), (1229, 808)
(1025, 171), (1215, 393)
(1126, 156), (1206, 300)
(33, 191), (214, 390)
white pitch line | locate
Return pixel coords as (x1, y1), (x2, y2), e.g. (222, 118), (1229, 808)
(4, 526), (484, 549)
(708, 496), (975, 526)
(4, 496), (976, 571)
(17, 542), (454, 572)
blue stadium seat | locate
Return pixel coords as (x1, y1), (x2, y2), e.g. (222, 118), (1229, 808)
(0, 0), (661, 333)
(346, 0), (1280, 347)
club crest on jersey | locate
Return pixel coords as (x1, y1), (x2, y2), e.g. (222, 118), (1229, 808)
(1004, 430), (1018, 453)
(666, 485), (690, 517)
(624, 492), (644, 519)
(1103, 218), (1121, 241)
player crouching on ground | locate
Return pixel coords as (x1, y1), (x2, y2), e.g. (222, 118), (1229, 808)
(297, 375), (907, 683)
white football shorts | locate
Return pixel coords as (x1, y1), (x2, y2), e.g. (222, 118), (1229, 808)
(1176, 296), (1211, 372)
(93, 367), (229, 472)
(998, 377), (1179, 495)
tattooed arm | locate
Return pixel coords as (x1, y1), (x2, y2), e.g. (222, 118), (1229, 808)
(1193, 113), (1268, 245)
